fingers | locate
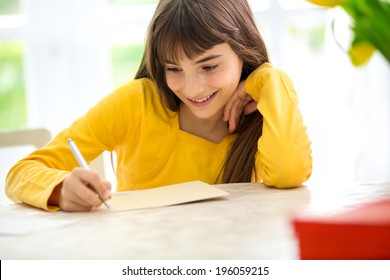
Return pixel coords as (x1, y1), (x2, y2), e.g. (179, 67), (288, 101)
(224, 81), (255, 133)
(59, 199), (94, 212)
(227, 100), (243, 133)
(224, 82), (245, 121)
(59, 168), (112, 212)
(243, 100), (257, 115)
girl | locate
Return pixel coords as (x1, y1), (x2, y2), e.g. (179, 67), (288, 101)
(6, 0), (312, 212)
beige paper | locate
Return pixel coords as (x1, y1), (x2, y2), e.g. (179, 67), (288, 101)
(99, 181), (229, 212)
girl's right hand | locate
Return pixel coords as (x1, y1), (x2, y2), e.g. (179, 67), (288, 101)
(52, 167), (112, 212)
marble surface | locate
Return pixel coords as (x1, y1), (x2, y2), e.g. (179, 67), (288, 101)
(0, 181), (389, 260)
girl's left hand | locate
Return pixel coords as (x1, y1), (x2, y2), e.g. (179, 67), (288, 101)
(224, 81), (257, 133)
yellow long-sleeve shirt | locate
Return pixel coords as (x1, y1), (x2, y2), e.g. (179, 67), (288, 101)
(6, 63), (312, 211)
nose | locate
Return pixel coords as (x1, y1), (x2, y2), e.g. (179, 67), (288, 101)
(182, 73), (205, 99)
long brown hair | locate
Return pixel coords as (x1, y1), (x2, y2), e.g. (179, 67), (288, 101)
(135, 0), (269, 183)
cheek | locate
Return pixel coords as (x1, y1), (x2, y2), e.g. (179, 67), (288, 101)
(211, 69), (241, 93)
(166, 74), (181, 92)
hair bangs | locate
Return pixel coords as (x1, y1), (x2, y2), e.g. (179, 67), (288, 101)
(155, 2), (226, 66)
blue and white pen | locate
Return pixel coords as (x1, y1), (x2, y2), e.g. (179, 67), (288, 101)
(67, 138), (110, 209)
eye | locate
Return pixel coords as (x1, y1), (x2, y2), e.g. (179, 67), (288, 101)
(165, 66), (182, 73)
(203, 65), (218, 72)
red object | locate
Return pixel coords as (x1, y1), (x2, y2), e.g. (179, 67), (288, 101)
(292, 199), (390, 259)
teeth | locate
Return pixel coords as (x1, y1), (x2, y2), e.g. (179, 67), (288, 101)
(192, 93), (215, 103)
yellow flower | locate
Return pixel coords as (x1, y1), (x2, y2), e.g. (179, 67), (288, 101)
(307, 0), (343, 7)
(309, 0), (390, 66)
(348, 42), (376, 66)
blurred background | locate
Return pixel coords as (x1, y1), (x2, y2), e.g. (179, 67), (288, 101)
(1, 0), (389, 200)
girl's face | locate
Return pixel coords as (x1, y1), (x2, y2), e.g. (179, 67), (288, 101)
(165, 43), (243, 120)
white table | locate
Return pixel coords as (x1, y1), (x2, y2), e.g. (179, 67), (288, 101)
(1, 181), (389, 259)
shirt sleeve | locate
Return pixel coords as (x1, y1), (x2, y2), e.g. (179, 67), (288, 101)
(245, 63), (312, 188)
(5, 80), (144, 210)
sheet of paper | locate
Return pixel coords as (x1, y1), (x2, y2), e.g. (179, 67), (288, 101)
(99, 181), (229, 212)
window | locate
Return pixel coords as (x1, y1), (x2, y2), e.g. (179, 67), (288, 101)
(260, 2), (390, 183)
(0, 0), (21, 15)
(0, 40), (26, 129)
(0, 0), (27, 130)
(2, 0), (389, 183)
(111, 43), (144, 87)
(104, 0), (156, 86)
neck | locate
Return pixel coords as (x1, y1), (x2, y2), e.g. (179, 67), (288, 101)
(179, 104), (228, 143)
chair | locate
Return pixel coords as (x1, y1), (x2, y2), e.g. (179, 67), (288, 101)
(0, 127), (106, 176)
(0, 128), (52, 149)
(0, 128), (52, 205)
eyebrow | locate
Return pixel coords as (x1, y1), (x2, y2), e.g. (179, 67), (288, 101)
(195, 55), (222, 64)
(165, 54), (222, 66)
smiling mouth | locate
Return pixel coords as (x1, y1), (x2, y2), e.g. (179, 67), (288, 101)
(189, 91), (217, 103)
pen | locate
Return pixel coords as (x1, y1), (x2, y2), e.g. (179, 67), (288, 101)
(67, 138), (110, 209)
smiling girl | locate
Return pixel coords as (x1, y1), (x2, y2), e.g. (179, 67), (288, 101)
(6, 0), (312, 212)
